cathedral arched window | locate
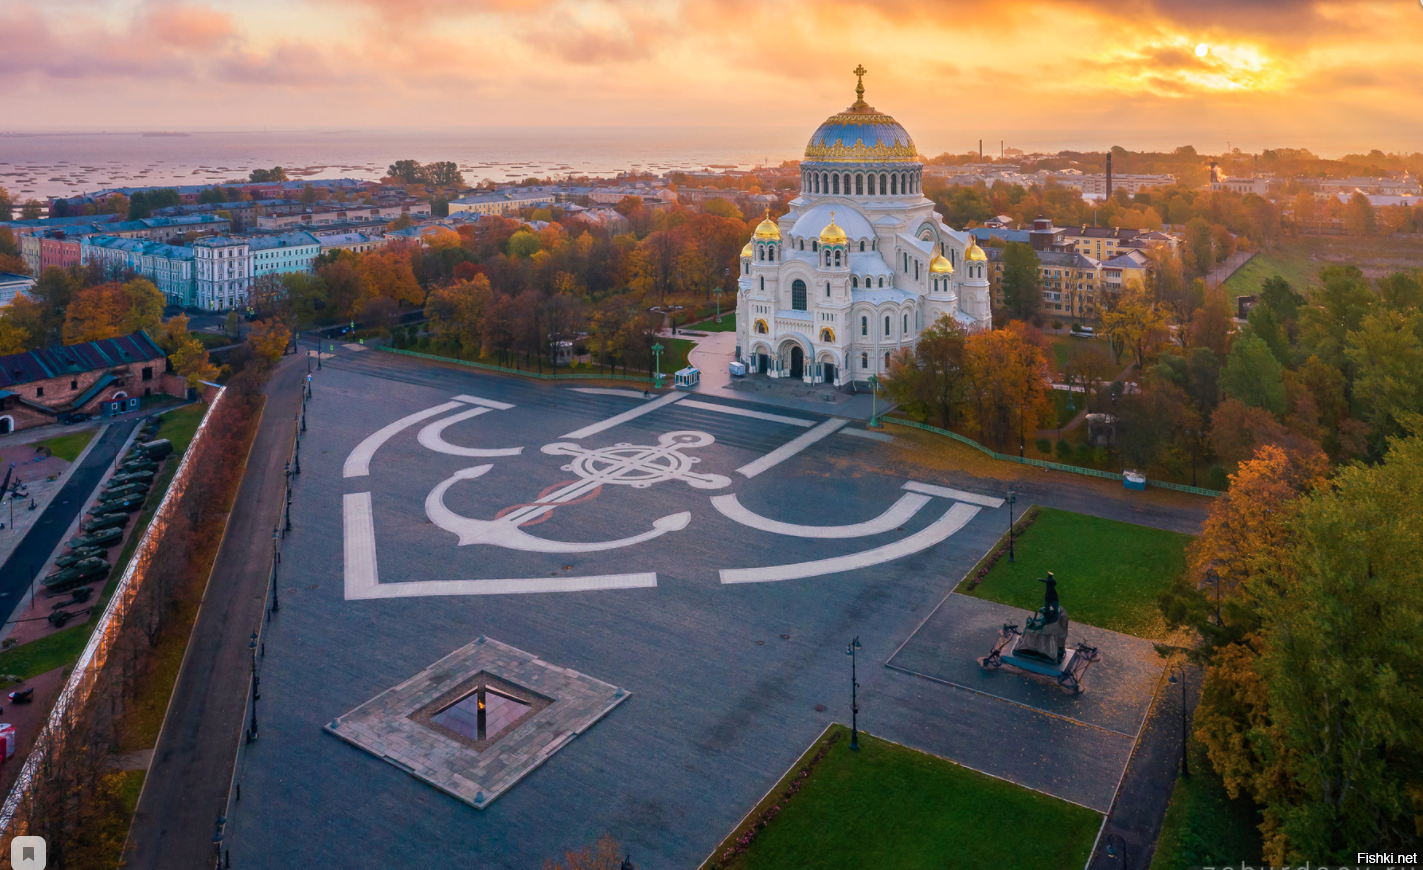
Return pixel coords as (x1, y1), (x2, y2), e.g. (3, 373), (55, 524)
(829, 174), (837, 195)
(759, 276), (764, 291)
(885, 351), (891, 369)
(860, 316), (867, 336)
(743, 262), (749, 275)
(834, 250), (841, 267)
(855, 174), (863, 195)
(861, 352), (868, 369)
(880, 173), (888, 194)
(890, 175), (897, 195)
(859, 241), (865, 252)
(825, 250), (831, 267)
(812, 241), (818, 252)
(843, 173), (851, 193)
(851, 275), (858, 288)
(867, 174), (876, 195)
(758, 247), (764, 261)
(792, 279), (807, 311)
(799, 239), (805, 251)
(826, 282), (831, 297)
(878, 277), (884, 288)
(885, 315), (891, 337)
(903, 313), (909, 334)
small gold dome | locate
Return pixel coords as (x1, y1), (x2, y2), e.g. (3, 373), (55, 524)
(965, 239), (987, 261)
(741, 241), (753, 258)
(819, 211), (848, 245)
(753, 212), (781, 241)
(930, 253), (954, 273)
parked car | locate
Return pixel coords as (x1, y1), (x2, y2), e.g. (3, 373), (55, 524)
(68, 527), (123, 550)
(119, 459), (158, 474)
(60, 412), (92, 425)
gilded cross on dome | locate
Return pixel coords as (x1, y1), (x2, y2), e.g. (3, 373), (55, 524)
(852, 64), (868, 107)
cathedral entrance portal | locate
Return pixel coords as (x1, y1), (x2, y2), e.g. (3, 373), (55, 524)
(822, 363), (836, 385)
(790, 346), (804, 380)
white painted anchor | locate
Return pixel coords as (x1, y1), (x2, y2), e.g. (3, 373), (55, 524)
(425, 430), (730, 553)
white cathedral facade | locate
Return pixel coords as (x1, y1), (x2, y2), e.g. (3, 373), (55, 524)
(736, 68), (992, 386)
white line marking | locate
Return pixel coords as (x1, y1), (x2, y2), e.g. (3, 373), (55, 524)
(902, 481), (1006, 508)
(454, 393), (515, 410)
(736, 417), (848, 478)
(343, 492), (380, 593)
(343, 491), (657, 597)
(570, 388), (648, 399)
(711, 492), (933, 538)
(342, 342), (369, 351)
(561, 391), (683, 439)
(719, 502), (980, 584)
(417, 408), (524, 457)
(679, 399), (815, 427)
(840, 427), (895, 443)
(343, 401), (464, 477)
(347, 573), (658, 598)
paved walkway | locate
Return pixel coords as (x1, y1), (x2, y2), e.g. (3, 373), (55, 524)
(1206, 250), (1255, 290)
(124, 359), (305, 869)
(1088, 663), (1203, 870)
(0, 421), (135, 628)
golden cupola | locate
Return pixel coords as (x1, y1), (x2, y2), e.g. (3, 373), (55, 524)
(753, 212), (781, 241)
(819, 212), (848, 245)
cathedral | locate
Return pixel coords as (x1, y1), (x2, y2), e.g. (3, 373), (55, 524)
(736, 67), (992, 386)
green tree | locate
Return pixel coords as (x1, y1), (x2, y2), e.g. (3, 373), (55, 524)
(122, 278), (164, 337)
(1184, 217), (1213, 276)
(421, 161), (464, 187)
(0, 186), (12, 221)
(1298, 265), (1376, 369)
(248, 167), (288, 183)
(883, 314), (968, 428)
(1247, 302), (1291, 365)
(19, 200), (43, 220)
(999, 241), (1040, 319)
(1258, 275), (1302, 322)
(1378, 270), (1422, 311)
(387, 160), (423, 185)
(1254, 430), (1423, 860)
(1343, 191), (1376, 236)
(1344, 310), (1423, 448)
(1220, 333), (1287, 415)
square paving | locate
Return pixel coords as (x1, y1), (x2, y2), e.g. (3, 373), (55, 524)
(327, 636), (629, 809)
(221, 349), (1207, 868)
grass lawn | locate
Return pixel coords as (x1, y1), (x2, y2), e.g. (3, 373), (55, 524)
(155, 403), (207, 453)
(660, 337), (696, 375)
(0, 624), (91, 680)
(1046, 334), (1109, 371)
(1150, 738), (1263, 869)
(1223, 243), (1318, 299)
(703, 725), (1101, 870)
(694, 313), (737, 332)
(39, 430), (97, 463)
(964, 507), (1193, 640)
(1050, 388), (1083, 429)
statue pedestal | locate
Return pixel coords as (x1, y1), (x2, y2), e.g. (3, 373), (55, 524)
(980, 625), (1100, 695)
(999, 636), (1078, 677)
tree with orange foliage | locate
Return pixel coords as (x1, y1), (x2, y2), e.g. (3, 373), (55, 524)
(62, 282), (129, 344)
(427, 275), (493, 357)
(356, 246), (423, 310)
(247, 319), (291, 364)
(170, 338), (218, 390)
(961, 321), (1054, 454)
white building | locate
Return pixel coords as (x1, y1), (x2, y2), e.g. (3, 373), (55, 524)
(736, 69), (991, 386)
(193, 236), (251, 311)
(250, 231), (321, 280)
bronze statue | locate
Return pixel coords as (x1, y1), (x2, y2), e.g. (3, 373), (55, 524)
(1016, 572), (1070, 664)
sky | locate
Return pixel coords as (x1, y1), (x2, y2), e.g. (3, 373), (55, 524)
(1, 0), (1421, 156)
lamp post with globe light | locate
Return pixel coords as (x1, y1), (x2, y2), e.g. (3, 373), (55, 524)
(846, 636), (862, 750)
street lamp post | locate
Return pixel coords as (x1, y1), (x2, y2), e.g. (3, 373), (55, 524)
(248, 632), (260, 742)
(714, 272), (725, 323)
(651, 342), (664, 389)
(867, 374), (880, 428)
(1168, 665), (1191, 777)
(846, 636), (862, 750)
(1007, 488), (1017, 562)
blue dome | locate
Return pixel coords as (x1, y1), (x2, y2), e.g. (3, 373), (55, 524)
(804, 107), (918, 164)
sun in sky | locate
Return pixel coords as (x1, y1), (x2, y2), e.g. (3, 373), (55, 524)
(1195, 43), (1210, 57)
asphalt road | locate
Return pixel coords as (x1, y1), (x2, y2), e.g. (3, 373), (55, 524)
(124, 358), (305, 870)
(213, 349), (1211, 869)
(0, 420), (135, 624)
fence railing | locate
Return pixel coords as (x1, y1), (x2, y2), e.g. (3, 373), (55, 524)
(377, 346), (657, 384)
(881, 417), (1222, 497)
(0, 387), (227, 835)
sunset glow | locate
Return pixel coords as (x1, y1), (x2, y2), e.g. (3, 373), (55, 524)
(0, 0), (1420, 153)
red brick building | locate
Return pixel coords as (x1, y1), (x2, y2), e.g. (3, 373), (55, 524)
(0, 332), (187, 434)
